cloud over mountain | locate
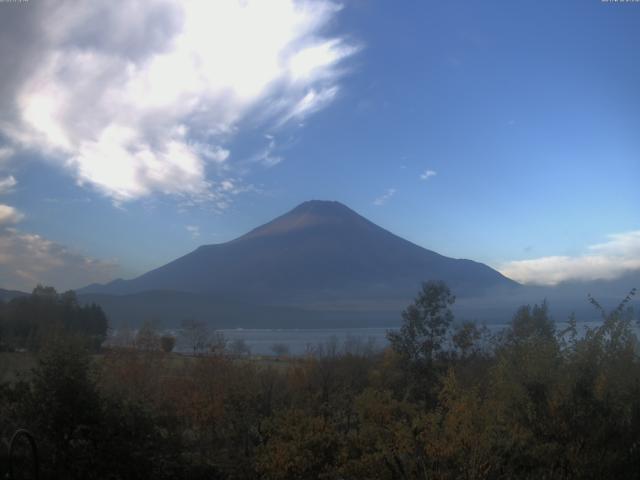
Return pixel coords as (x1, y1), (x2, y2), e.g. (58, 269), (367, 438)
(0, 200), (117, 290)
(499, 231), (640, 285)
(0, 228), (118, 292)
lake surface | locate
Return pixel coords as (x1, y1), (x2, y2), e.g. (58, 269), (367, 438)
(219, 327), (392, 355)
(111, 319), (634, 356)
(215, 320), (618, 355)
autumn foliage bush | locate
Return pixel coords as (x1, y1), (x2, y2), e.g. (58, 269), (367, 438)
(1, 283), (638, 479)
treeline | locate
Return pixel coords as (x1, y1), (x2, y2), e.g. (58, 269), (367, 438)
(0, 285), (108, 351)
(1, 282), (639, 479)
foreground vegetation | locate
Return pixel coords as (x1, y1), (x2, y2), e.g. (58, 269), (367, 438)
(0, 285), (107, 352)
(1, 282), (639, 479)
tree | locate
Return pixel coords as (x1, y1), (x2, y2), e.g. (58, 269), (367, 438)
(112, 321), (134, 348)
(32, 284), (58, 300)
(257, 409), (343, 479)
(0, 286), (108, 352)
(135, 320), (159, 351)
(210, 330), (227, 354)
(508, 301), (554, 343)
(160, 335), (176, 353)
(451, 321), (487, 360)
(387, 281), (455, 366)
(423, 370), (499, 479)
(386, 281), (455, 403)
(229, 338), (251, 357)
(180, 319), (210, 355)
(25, 336), (103, 478)
(271, 342), (290, 358)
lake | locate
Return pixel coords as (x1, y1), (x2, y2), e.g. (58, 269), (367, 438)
(213, 320), (617, 355)
(110, 319), (632, 356)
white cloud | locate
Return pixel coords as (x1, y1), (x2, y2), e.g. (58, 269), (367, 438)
(289, 38), (358, 81)
(0, 147), (13, 164)
(193, 144), (230, 165)
(0, 200), (117, 290)
(499, 230), (640, 285)
(253, 137), (283, 167)
(420, 169), (437, 180)
(186, 225), (200, 239)
(0, 228), (118, 291)
(0, 0), (358, 204)
(0, 175), (17, 194)
(0, 204), (24, 225)
(275, 86), (340, 127)
(373, 188), (396, 206)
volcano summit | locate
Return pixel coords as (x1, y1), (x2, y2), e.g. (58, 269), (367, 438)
(81, 201), (517, 307)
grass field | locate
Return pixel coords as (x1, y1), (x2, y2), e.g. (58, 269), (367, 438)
(0, 350), (295, 385)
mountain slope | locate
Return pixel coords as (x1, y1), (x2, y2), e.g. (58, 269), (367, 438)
(0, 288), (28, 302)
(80, 200), (518, 304)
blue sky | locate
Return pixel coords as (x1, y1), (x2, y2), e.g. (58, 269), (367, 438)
(0, 0), (638, 290)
